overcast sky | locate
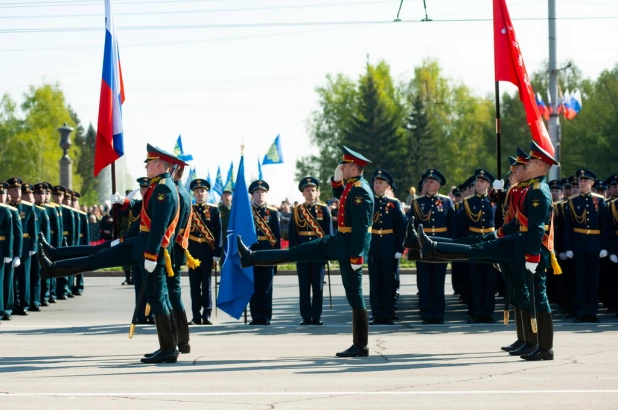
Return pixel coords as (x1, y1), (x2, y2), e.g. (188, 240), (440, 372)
(1, 0), (617, 203)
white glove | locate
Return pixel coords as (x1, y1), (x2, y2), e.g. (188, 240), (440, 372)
(144, 259), (157, 273)
(494, 231), (499, 239)
(28, 250), (36, 256)
(566, 250), (574, 259)
(12, 257), (21, 268)
(394, 252), (402, 259)
(334, 164), (343, 182)
(600, 250), (608, 258)
(525, 261), (538, 273)
(610, 254), (618, 263)
(109, 192), (124, 205)
(493, 179), (505, 191)
(558, 252), (567, 260)
(110, 239), (120, 247)
(351, 263), (362, 271)
(126, 188), (140, 200)
(3, 257), (12, 264)
(213, 256), (220, 262)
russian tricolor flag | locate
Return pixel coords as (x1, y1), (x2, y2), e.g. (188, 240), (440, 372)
(94, 0), (125, 176)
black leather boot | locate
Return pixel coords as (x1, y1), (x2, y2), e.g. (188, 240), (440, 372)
(144, 309), (184, 358)
(38, 249), (89, 279)
(417, 225), (472, 261)
(237, 236), (291, 267)
(336, 309), (369, 358)
(509, 311), (537, 356)
(140, 314), (179, 364)
(521, 312), (554, 361)
(176, 310), (191, 354)
(501, 307), (526, 351)
(403, 216), (419, 249)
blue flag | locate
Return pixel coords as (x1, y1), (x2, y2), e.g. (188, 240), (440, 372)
(206, 169), (212, 187)
(217, 155), (256, 319)
(223, 161), (235, 193)
(184, 167), (196, 203)
(209, 166), (223, 204)
(262, 134), (284, 165)
(174, 134), (194, 162)
(257, 156), (263, 179)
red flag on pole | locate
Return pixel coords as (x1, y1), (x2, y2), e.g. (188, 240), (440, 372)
(493, 0), (554, 157)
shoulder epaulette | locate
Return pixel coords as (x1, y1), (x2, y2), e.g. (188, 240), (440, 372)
(532, 181), (541, 190)
(75, 209), (87, 215)
(60, 204), (73, 210)
(354, 181), (362, 188)
(568, 194), (579, 200)
(21, 200), (33, 206)
(317, 201), (328, 207)
(438, 194), (450, 199)
(463, 194), (474, 201)
(591, 193), (604, 199)
(267, 205), (279, 212)
(207, 204), (218, 209)
(5, 204), (17, 211)
(35, 205), (46, 211)
(159, 178), (167, 185)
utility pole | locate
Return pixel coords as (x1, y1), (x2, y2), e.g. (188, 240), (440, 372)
(548, 0), (560, 180)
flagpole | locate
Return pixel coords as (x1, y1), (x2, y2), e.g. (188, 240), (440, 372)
(494, 81), (502, 181)
(111, 162), (119, 239)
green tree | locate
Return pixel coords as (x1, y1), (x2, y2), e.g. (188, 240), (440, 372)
(75, 123), (100, 204)
(402, 94), (435, 192)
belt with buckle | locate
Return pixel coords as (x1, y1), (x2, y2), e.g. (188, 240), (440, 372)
(371, 229), (393, 235)
(189, 235), (209, 243)
(573, 228), (600, 235)
(468, 227), (495, 234)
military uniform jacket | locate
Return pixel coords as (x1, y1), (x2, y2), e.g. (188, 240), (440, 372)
(498, 176), (553, 263)
(563, 192), (608, 253)
(189, 202), (222, 258)
(288, 201), (332, 247)
(251, 204), (280, 251)
(552, 199), (567, 252)
(7, 205), (23, 258)
(609, 198), (618, 255)
(60, 204), (76, 246)
(45, 204), (62, 248)
(0, 204), (14, 258)
(331, 175), (374, 264)
(460, 193), (496, 236)
(138, 172), (180, 263)
(410, 193), (456, 239)
(34, 204), (51, 244)
(370, 195), (405, 257)
(123, 199), (142, 239)
(10, 200), (37, 257)
(78, 211), (89, 245)
(172, 181), (193, 265)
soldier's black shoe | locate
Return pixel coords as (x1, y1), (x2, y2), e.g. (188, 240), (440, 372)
(14, 310), (28, 316)
(501, 339), (526, 352)
(417, 224), (434, 259)
(509, 343), (537, 356)
(587, 315), (600, 323)
(467, 316), (480, 324)
(57, 295), (68, 300)
(29, 306), (41, 312)
(312, 319), (323, 325)
(38, 248), (89, 279)
(573, 316), (586, 323)
(188, 318), (201, 325)
(521, 348), (554, 361)
(422, 319), (431, 324)
(175, 310), (191, 354)
(336, 344), (369, 357)
(369, 318), (381, 325)
(237, 236), (254, 268)
(49, 298), (56, 303)
(141, 314), (179, 364)
(67, 294), (74, 298)
(382, 319), (395, 325)
(300, 319), (312, 325)
(403, 216), (419, 249)
(73, 291), (82, 296)
(41, 301), (49, 307)
(39, 232), (56, 261)
(2, 314), (12, 320)
(202, 319), (213, 325)
(431, 319), (444, 324)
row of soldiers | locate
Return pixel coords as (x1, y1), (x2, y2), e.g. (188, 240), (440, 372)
(0, 179), (89, 323)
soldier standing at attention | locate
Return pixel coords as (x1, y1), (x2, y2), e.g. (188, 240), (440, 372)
(71, 191), (89, 296)
(31, 183), (50, 311)
(0, 183), (14, 322)
(410, 170), (456, 324)
(248, 180), (280, 325)
(564, 169), (608, 323)
(288, 176), (332, 325)
(237, 146), (374, 357)
(188, 179), (222, 325)
(8, 178), (37, 315)
(219, 188), (233, 263)
(368, 169), (405, 325)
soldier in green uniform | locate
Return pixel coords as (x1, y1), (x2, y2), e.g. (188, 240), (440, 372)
(237, 146), (374, 357)
(55, 186), (75, 300)
(45, 184), (64, 304)
(39, 144), (184, 364)
(30, 183), (50, 311)
(71, 192), (89, 296)
(0, 182), (15, 322)
(414, 140), (558, 361)
(7, 177), (38, 315)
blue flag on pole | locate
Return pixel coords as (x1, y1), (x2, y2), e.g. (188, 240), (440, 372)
(262, 134), (284, 165)
(257, 156), (263, 179)
(184, 167), (196, 203)
(174, 134), (194, 162)
(217, 155), (256, 319)
(206, 169), (212, 187)
(223, 161), (235, 193)
(209, 166), (223, 204)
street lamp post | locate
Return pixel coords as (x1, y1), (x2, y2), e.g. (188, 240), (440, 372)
(58, 122), (74, 189)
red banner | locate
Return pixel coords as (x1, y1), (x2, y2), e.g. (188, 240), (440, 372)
(493, 0), (554, 157)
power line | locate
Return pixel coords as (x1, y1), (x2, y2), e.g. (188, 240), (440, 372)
(1, 16), (617, 34)
(0, 0), (238, 8)
(0, 0), (390, 19)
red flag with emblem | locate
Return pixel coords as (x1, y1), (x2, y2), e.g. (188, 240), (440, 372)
(493, 0), (554, 157)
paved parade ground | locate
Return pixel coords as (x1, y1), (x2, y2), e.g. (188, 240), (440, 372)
(1, 274), (618, 409)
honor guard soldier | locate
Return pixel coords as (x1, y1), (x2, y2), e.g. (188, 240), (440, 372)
(593, 179), (607, 196)
(71, 191), (89, 296)
(187, 179), (222, 325)
(547, 180), (565, 307)
(289, 176), (332, 325)
(462, 169), (498, 324)
(219, 187), (233, 264)
(410, 169), (456, 324)
(368, 169), (405, 325)
(46, 185), (65, 304)
(116, 190), (134, 286)
(8, 178), (37, 315)
(55, 186), (75, 299)
(0, 183), (15, 322)
(39, 144), (184, 364)
(248, 179), (280, 325)
(30, 183), (50, 311)
(237, 146), (374, 357)
(563, 169), (608, 323)
(1, 182), (21, 321)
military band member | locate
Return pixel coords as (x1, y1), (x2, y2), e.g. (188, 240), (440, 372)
(186, 179), (221, 326)
(0, 182), (14, 322)
(463, 169), (497, 324)
(247, 179), (280, 325)
(563, 169), (608, 323)
(368, 169), (404, 325)
(410, 169), (456, 324)
(8, 178), (37, 315)
(289, 176), (332, 325)
(238, 146), (374, 357)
